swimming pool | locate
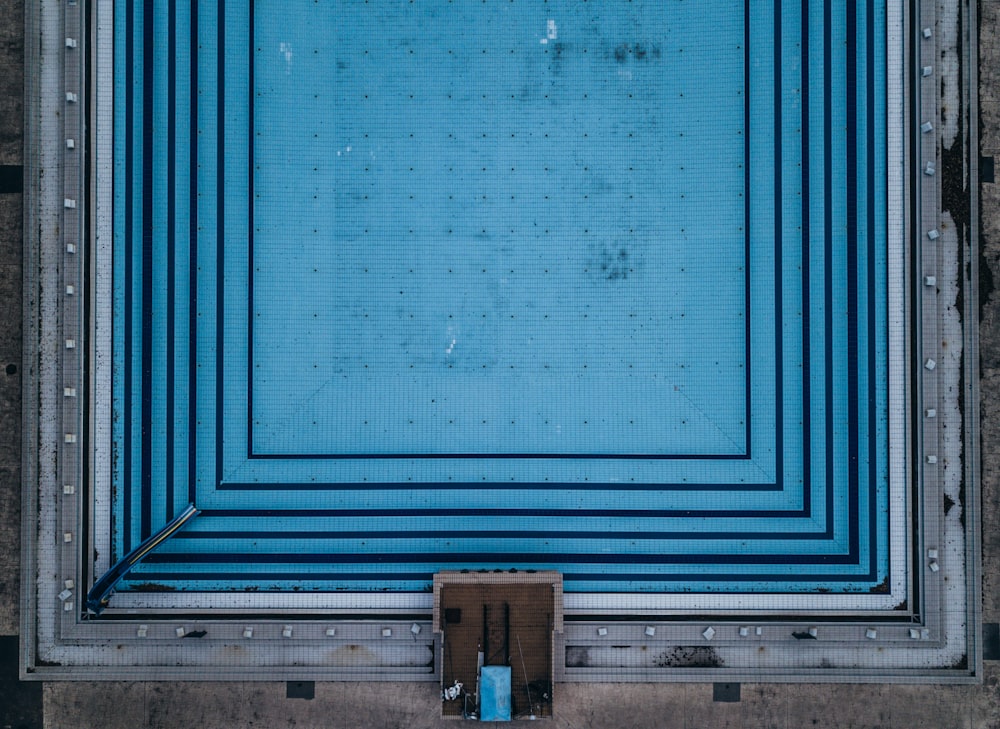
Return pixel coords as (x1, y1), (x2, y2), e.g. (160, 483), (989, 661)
(24, 0), (987, 682)
(100, 0), (896, 603)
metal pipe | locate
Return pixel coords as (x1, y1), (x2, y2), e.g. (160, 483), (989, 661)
(85, 503), (199, 614)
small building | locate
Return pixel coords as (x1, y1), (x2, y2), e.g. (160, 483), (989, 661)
(434, 571), (563, 720)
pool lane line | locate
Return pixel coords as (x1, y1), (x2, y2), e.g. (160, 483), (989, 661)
(140, 0), (154, 541)
(215, 0), (226, 496)
(166, 0), (177, 526)
(140, 548), (869, 567)
(123, 0), (133, 553)
(188, 0), (199, 508)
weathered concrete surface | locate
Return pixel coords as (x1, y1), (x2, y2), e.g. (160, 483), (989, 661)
(978, 0), (1000, 630)
(39, 668), (1000, 729)
(0, 0), (23, 165)
(0, 197), (21, 638)
(0, 270), (20, 637)
(0, 9), (27, 729)
(0, 0), (23, 640)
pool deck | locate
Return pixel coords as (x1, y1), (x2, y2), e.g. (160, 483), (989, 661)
(4, 0), (1000, 726)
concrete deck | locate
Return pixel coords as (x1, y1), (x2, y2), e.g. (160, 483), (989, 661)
(3, 0), (1000, 725)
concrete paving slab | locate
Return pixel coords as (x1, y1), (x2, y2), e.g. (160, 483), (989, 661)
(0, 227), (20, 640)
(44, 681), (502, 729)
(884, 683), (976, 729)
(979, 361), (1000, 626)
(979, 296), (1000, 366)
(555, 682), (691, 729)
(43, 682), (146, 729)
(0, 330), (22, 467)
(984, 190), (1000, 245)
(979, 376), (1000, 458)
(144, 682), (250, 729)
(967, 664), (1000, 729)
(780, 683), (896, 729)
(683, 683), (742, 729)
(0, 268), (22, 359)
(979, 0), (1000, 645)
(0, 0), (23, 165)
(0, 196), (21, 264)
(740, 683), (786, 729)
(0, 554), (18, 635)
(983, 106), (1000, 151)
(302, 682), (445, 729)
(31, 676), (1000, 729)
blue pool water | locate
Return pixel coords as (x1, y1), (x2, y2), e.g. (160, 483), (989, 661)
(112, 0), (888, 594)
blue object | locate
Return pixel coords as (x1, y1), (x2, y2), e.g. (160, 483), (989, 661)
(109, 0), (892, 597)
(479, 666), (512, 722)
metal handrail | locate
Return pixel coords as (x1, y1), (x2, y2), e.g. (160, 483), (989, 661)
(85, 503), (200, 615)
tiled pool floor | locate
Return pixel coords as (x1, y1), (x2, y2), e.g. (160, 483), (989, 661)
(103, 0), (893, 601)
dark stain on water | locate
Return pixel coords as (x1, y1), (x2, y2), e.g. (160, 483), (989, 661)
(587, 242), (637, 282)
(613, 42), (663, 63)
(607, 248), (630, 281)
(546, 41), (566, 74)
